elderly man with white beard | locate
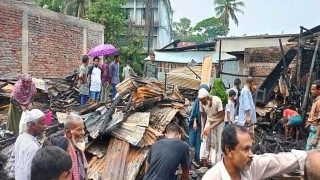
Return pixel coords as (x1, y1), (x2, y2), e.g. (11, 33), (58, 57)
(14, 109), (46, 180)
(64, 115), (87, 180)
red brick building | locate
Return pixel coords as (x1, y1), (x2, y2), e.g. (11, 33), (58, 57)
(0, 0), (104, 78)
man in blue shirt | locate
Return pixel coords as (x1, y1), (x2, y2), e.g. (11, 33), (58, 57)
(238, 77), (256, 137)
(109, 54), (121, 99)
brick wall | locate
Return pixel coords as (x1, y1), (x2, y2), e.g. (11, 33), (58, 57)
(244, 46), (297, 85)
(0, 0), (104, 78)
(0, 5), (23, 74)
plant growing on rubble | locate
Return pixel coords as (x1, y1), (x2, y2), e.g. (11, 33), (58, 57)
(214, 0), (245, 26)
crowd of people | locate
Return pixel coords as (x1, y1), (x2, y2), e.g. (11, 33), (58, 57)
(3, 54), (320, 179)
(78, 53), (158, 105)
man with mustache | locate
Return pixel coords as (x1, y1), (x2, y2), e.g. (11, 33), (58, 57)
(64, 115), (87, 180)
(304, 151), (320, 180)
(203, 124), (313, 180)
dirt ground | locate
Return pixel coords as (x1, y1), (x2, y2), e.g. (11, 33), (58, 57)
(0, 110), (8, 127)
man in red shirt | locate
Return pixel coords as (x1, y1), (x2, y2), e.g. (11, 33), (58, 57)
(283, 108), (303, 140)
(100, 56), (111, 103)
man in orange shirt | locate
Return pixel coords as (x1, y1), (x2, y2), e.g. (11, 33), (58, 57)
(283, 108), (303, 140)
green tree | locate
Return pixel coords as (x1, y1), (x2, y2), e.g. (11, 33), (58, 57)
(173, 17), (229, 43)
(86, 0), (126, 46)
(64, 0), (90, 18)
(214, 0), (245, 26)
(86, 0), (144, 75)
(119, 22), (145, 77)
(36, 0), (65, 13)
(192, 17), (229, 42)
(172, 17), (193, 40)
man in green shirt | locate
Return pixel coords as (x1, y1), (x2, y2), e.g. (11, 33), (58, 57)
(144, 52), (158, 79)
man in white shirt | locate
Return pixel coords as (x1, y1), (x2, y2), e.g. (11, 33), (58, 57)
(88, 56), (102, 102)
(14, 109), (46, 180)
(203, 124), (315, 180)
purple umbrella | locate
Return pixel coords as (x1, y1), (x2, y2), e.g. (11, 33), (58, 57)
(88, 44), (118, 57)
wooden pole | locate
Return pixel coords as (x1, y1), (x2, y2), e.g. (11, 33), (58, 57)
(302, 35), (320, 117)
(279, 39), (291, 102)
(217, 39), (222, 78)
(297, 26), (303, 89)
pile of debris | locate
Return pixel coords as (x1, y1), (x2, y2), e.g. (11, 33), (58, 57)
(68, 77), (192, 180)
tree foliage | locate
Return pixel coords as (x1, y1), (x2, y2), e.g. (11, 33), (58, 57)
(36, 0), (90, 18)
(119, 22), (145, 77)
(36, 0), (65, 13)
(172, 17), (193, 41)
(193, 17), (229, 42)
(64, 0), (90, 18)
(86, 0), (126, 46)
(214, 0), (245, 26)
(86, 0), (144, 76)
(173, 17), (229, 43)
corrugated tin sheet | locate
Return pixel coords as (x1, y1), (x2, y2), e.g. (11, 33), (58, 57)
(166, 66), (202, 90)
(221, 60), (244, 88)
(137, 127), (161, 147)
(87, 138), (149, 180)
(85, 110), (123, 139)
(144, 51), (235, 64)
(148, 106), (180, 133)
(132, 82), (165, 102)
(111, 112), (150, 146)
(101, 138), (130, 180)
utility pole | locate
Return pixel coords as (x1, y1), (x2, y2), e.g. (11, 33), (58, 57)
(145, 0), (154, 54)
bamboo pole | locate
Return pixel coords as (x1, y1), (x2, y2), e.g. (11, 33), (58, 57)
(302, 35), (320, 117)
(279, 39), (292, 102)
(297, 26), (303, 89)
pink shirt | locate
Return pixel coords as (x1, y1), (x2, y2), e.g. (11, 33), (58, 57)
(283, 109), (299, 118)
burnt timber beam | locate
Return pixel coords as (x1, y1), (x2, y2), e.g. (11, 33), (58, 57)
(297, 27), (303, 89)
(302, 35), (320, 119)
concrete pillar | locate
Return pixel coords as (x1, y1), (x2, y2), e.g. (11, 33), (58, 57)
(83, 28), (87, 54)
(133, 0), (136, 22)
(21, 11), (29, 73)
(101, 30), (104, 44)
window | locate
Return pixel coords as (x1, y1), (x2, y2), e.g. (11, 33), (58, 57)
(142, 9), (146, 19)
(125, 9), (130, 20)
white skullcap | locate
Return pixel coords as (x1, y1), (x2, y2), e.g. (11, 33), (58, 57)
(25, 109), (45, 123)
(198, 88), (209, 99)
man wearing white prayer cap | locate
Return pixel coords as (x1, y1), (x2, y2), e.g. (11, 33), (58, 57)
(198, 87), (224, 167)
(13, 109), (46, 180)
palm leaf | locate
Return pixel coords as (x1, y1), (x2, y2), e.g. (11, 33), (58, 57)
(229, 9), (239, 26)
(77, 3), (84, 18)
(64, 0), (78, 16)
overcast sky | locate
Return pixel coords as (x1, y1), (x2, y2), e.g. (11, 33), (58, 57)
(170, 0), (320, 36)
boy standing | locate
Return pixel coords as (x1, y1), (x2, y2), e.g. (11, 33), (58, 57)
(224, 90), (236, 126)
